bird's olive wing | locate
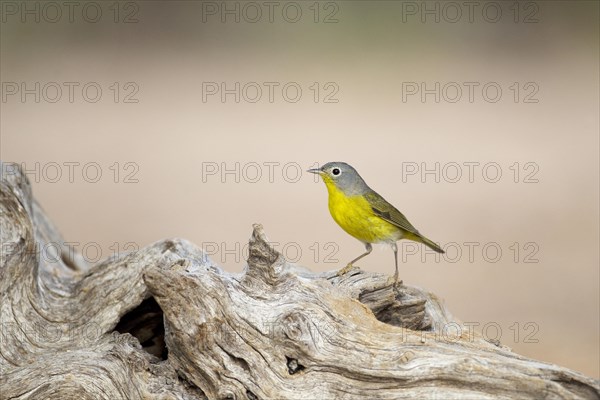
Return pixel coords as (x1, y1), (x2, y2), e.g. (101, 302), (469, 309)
(364, 191), (420, 235)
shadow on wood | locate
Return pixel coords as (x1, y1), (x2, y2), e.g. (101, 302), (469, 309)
(1, 162), (598, 399)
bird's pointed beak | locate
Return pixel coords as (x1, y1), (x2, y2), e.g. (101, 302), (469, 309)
(307, 168), (321, 175)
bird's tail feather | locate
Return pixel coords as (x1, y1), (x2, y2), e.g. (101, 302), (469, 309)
(409, 233), (445, 253)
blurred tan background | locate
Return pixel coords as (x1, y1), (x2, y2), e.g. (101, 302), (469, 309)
(1, 1), (598, 378)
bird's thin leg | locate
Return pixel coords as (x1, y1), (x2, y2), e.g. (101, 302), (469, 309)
(392, 242), (402, 289)
(337, 243), (372, 276)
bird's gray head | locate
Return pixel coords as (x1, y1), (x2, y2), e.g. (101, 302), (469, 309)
(308, 162), (370, 196)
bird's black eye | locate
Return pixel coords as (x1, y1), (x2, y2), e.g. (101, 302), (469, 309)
(332, 168), (341, 176)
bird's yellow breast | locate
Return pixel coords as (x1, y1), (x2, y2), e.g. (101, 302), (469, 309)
(322, 178), (401, 244)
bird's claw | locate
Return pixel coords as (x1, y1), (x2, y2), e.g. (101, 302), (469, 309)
(392, 279), (404, 296)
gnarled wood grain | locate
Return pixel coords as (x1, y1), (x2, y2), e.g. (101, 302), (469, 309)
(1, 162), (598, 399)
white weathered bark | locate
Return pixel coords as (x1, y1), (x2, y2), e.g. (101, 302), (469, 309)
(1, 162), (598, 399)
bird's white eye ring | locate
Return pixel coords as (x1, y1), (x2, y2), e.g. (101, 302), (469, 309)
(332, 168), (341, 176)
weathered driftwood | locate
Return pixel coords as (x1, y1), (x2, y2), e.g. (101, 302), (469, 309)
(1, 162), (598, 400)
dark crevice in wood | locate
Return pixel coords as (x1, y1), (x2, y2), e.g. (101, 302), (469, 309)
(286, 356), (305, 375)
(114, 297), (167, 360)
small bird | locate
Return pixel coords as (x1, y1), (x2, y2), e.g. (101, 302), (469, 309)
(308, 162), (444, 288)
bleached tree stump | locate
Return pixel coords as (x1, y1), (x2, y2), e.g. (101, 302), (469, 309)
(1, 162), (598, 399)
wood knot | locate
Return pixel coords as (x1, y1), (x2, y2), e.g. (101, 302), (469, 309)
(272, 310), (336, 350)
(279, 312), (310, 341)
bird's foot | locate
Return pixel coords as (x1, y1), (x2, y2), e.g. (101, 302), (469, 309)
(336, 263), (360, 277)
(394, 275), (404, 289)
(392, 278), (404, 295)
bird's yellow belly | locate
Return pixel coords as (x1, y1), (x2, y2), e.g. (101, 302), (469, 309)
(327, 190), (401, 244)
